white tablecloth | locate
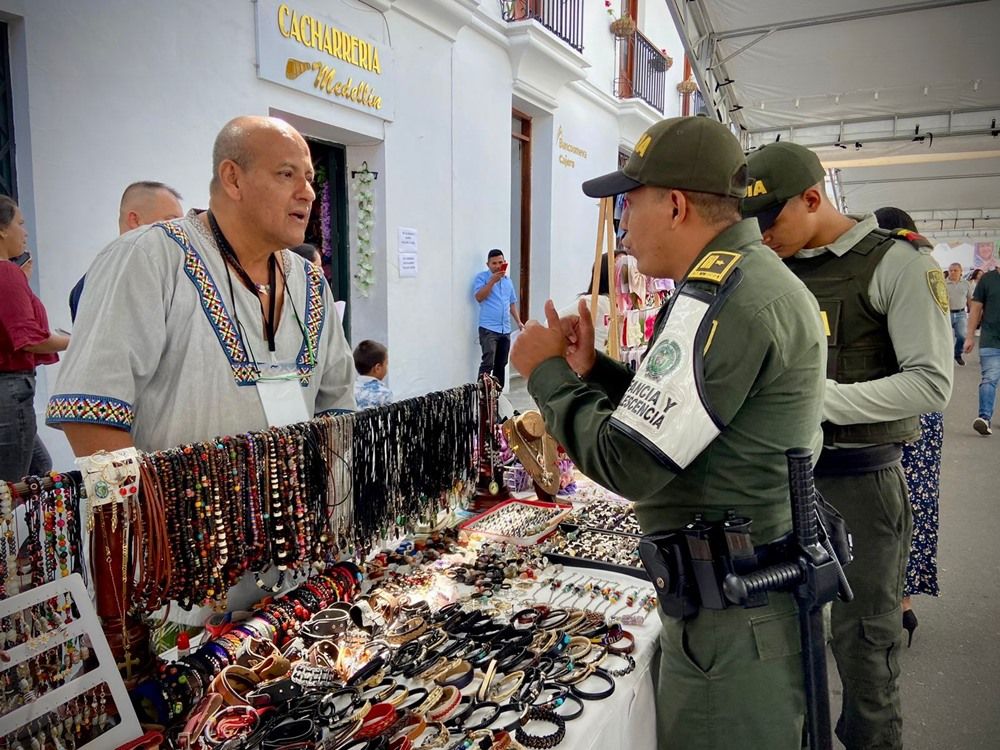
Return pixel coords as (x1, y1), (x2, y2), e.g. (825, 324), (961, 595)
(551, 568), (660, 750)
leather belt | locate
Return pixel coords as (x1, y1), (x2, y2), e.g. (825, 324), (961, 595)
(815, 444), (902, 476)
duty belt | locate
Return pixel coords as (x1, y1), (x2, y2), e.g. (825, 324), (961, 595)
(814, 444), (902, 476)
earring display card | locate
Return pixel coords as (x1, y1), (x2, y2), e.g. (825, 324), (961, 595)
(458, 498), (572, 546)
(0, 574), (143, 749)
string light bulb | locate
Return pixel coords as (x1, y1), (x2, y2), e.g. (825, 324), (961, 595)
(923, 86), (929, 96)
(874, 90), (880, 100)
(834, 95), (840, 105)
(794, 98), (800, 108)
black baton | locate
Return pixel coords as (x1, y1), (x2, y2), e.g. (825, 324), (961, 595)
(723, 448), (847, 750)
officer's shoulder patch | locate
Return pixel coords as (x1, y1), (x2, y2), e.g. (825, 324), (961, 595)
(688, 251), (743, 284)
(892, 228), (933, 251)
(926, 268), (949, 315)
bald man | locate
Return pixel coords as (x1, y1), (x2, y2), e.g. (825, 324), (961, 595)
(68, 181), (184, 321)
(49, 116), (356, 455)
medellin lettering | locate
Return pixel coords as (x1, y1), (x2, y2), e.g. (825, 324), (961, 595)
(311, 64), (383, 109)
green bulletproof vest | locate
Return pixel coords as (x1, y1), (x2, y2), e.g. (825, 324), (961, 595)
(784, 228), (921, 446)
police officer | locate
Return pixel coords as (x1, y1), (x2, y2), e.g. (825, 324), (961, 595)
(510, 117), (827, 750)
(742, 143), (953, 750)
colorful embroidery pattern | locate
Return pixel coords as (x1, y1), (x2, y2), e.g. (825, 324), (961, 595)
(298, 262), (327, 384)
(160, 221), (259, 386)
(46, 394), (134, 430)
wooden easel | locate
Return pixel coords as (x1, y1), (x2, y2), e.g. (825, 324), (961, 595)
(591, 196), (620, 359)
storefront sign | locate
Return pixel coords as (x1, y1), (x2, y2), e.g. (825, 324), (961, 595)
(255, 0), (394, 120)
(557, 126), (588, 169)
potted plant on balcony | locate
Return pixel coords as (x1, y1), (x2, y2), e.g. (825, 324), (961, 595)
(609, 14), (636, 37)
(650, 49), (673, 72)
(606, 1), (636, 37)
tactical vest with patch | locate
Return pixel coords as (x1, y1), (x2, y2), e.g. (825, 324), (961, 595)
(785, 228), (922, 446)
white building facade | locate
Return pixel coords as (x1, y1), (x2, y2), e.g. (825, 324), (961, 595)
(0, 0), (684, 468)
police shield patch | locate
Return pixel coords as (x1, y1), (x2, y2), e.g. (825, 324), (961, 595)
(926, 269), (948, 315)
(645, 340), (682, 383)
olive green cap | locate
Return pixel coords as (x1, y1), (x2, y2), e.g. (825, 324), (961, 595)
(582, 116), (747, 198)
(742, 142), (826, 229)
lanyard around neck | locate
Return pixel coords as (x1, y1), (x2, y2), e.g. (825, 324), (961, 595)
(208, 211), (279, 352)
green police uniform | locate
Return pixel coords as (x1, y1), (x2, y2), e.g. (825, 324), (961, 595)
(744, 144), (953, 750)
(529, 117), (828, 749)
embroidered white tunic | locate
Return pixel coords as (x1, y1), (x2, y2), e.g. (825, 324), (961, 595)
(47, 213), (356, 452)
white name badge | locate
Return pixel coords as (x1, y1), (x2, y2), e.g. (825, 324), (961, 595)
(256, 363), (310, 427)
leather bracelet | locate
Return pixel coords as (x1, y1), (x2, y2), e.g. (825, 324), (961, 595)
(397, 687), (429, 714)
(261, 717), (318, 750)
(414, 686), (444, 715)
(361, 678), (400, 705)
(604, 652), (636, 677)
(562, 610), (589, 634)
(477, 659), (499, 702)
(455, 701), (501, 731)
(436, 660), (474, 689)
(417, 721), (451, 749)
(318, 687), (362, 723)
(390, 710), (427, 743)
(555, 663), (595, 686)
(247, 677), (304, 708)
(356, 702), (399, 740)
(203, 704), (259, 745)
(416, 656), (452, 683)
(536, 609), (569, 631)
(534, 689), (584, 721)
(514, 707), (566, 749)
(443, 696), (476, 729)
(384, 683), (411, 709)
(605, 628), (636, 655)
(510, 607), (544, 628)
(427, 686), (462, 722)
(569, 667), (616, 701)
(488, 671), (525, 702)
(210, 665), (258, 706)
(564, 636), (592, 660)
(493, 703), (526, 733)
(179, 693), (222, 747)
(386, 616), (428, 645)
(348, 656), (387, 687)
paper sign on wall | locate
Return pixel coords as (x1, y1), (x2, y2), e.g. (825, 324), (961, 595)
(399, 252), (418, 277)
(398, 227), (418, 253)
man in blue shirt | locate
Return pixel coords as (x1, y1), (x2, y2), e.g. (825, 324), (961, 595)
(473, 249), (523, 389)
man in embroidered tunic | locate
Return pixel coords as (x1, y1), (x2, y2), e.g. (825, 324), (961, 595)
(47, 116), (355, 454)
(743, 142), (952, 750)
(510, 117), (827, 749)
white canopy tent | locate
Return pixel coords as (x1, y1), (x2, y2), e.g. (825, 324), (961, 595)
(665, 0), (1000, 239)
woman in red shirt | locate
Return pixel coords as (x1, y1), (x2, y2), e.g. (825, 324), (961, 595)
(0, 196), (70, 481)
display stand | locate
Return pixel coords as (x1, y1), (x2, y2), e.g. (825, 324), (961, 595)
(591, 196), (620, 359)
(0, 574), (143, 749)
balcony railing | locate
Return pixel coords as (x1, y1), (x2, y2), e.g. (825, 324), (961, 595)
(500, 0), (584, 52)
(615, 29), (667, 113)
